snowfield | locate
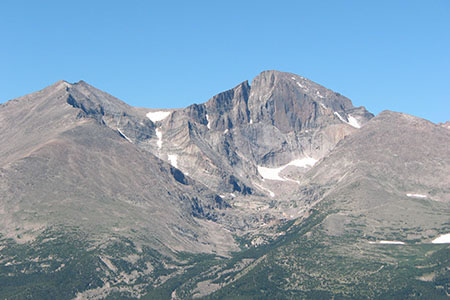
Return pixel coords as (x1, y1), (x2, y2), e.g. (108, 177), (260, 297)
(155, 128), (163, 149)
(406, 193), (427, 198)
(334, 112), (360, 128)
(369, 240), (406, 245)
(257, 157), (318, 181)
(347, 115), (361, 128)
(378, 240), (406, 245)
(167, 154), (178, 168)
(257, 165), (286, 181)
(146, 111), (171, 122)
(206, 114), (211, 129)
(432, 233), (450, 244)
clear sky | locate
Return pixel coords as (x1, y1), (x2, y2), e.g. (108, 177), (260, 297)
(1, 0), (449, 123)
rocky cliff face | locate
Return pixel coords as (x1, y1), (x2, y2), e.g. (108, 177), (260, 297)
(134, 71), (373, 202)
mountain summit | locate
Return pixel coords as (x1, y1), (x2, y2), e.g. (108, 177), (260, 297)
(0, 71), (448, 299)
(138, 71), (373, 202)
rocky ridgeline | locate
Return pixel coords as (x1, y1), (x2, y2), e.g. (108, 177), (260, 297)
(0, 71), (448, 299)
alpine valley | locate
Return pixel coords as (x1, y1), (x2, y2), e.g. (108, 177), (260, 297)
(0, 71), (448, 299)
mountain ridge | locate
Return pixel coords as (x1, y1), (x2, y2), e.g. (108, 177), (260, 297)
(0, 70), (448, 299)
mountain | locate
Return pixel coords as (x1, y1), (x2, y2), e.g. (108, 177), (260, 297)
(133, 71), (374, 230)
(0, 71), (448, 299)
(196, 111), (450, 299)
(0, 80), (236, 298)
(139, 71), (373, 197)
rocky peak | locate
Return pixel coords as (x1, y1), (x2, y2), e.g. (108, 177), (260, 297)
(202, 81), (251, 131)
(49, 79), (72, 90)
(2, 79), (132, 120)
(62, 80), (155, 142)
(248, 70), (359, 133)
(195, 70), (370, 134)
(205, 81), (250, 112)
(64, 80), (134, 118)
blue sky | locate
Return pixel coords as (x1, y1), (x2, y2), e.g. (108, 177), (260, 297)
(1, 1), (449, 123)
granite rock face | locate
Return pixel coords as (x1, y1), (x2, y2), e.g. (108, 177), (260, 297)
(138, 71), (373, 199)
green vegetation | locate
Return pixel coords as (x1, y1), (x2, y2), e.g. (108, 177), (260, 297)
(201, 203), (449, 299)
(0, 205), (448, 299)
(0, 227), (101, 299)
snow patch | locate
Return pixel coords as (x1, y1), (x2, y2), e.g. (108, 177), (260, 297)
(249, 119), (253, 124)
(146, 111), (171, 122)
(319, 103), (327, 109)
(168, 154), (178, 168)
(379, 240), (406, 245)
(316, 91), (324, 98)
(296, 82), (307, 90)
(257, 166), (286, 181)
(224, 129), (229, 134)
(117, 128), (133, 143)
(206, 114), (211, 129)
(288, 157), (318, 168)
(406, 193), (427, 198)
(334, 111), (347, 122)
(369, 240), (406, 245)
(257, 157), (318, 182)
(432, 233), (450, 244)
(347, 115), (361, 128)
(155, 128), (163, 149)
(334, 112), (360, 128)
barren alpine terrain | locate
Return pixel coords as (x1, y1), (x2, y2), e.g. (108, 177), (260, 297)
(0, 71), (448, 299)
